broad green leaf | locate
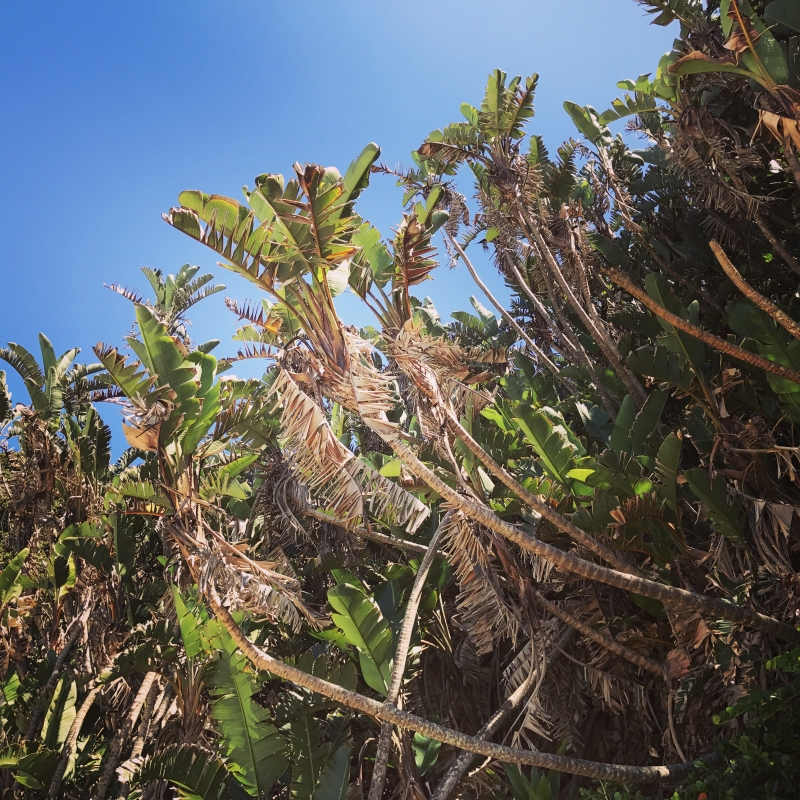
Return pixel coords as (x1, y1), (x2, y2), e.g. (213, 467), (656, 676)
(128, 743), (248, 800)
(609, 395), (637, 456)
(512, 407), (583, 485)
(206, 648), (289, 797)
(563, 101), (611, 145)
(656, 433), (682, 512)
(0, 746), (59, 790)
(312, 744), (351, 800)
(412, 732), (441, 776)
(766, 0), (800, 34)
(628, 389), (668, 454)
(0, 548), (29, 609)
(41, 677), (76, 751)
(684, 468), (746, 544)
(327, 583), (393, 695)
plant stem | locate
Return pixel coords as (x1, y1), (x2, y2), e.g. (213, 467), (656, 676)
(446, 233), (573, 391)
(368, 514), (445, 799)
(430, 626), (576, 800)
(385, 438), (800, 643)
(532, 590), (667, 679)
(93, 672), (158, 800)
(710, 240), (800, 341)
(205, 589), (718, 783)
(603, 266), (800, 386)
(445, 410), (636, 574)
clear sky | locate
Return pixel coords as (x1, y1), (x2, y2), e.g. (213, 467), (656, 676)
(1, 0), (676, 404)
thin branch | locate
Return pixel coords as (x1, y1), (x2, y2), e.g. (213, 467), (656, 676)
(431, 627), (576, 800)
(603, 266), (800, 387)
(93, 672), (159, 800)
(532, 590), (667, 679)
(385, 438), (800, 643)
(446, 233), (575, 392)
(368, 513), (446, 799)
(26, 601), (92, 742)
(445, 410), (637, 575)
(506, 255), (619, 417)
(710, 239), (800, 341)
(205, 589), (717, 783)
(302, 505), (429, 554)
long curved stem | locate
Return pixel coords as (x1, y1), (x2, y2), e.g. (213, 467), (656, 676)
(431, 627), (576, 800)
(49, 682), (105, 798)
(368, 515), (445, 799)
(710, 240), (800, 341)
(205, 589), (715, 783)
(385, 438), (800, 643)
(302, 505), (429, 554)
(532, 590), (667, 679)
(506, 255), (619, 417)
(444, 410), (635, 574)
(26, 602), (91, 742)
(93, 672), (158, 800)
(603, 266), (800, 386)
(525, 221), (647, 406)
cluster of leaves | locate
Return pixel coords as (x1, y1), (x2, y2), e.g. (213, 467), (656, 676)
(4, 2), (800, 798)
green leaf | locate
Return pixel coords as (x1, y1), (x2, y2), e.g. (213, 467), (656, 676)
(684, 468), (746, 544)
(627, 344), (695, 391)
(327, 583), (393, 695)
(127, 743), (249, 800)
(628, 389), (668, 454)
(512, 407), (584, 485)
(341, 143), (381, 210)
(609, 395), (637, 456)
(206, 648), (288, 797)
(289, 715), (322, 799)
(575, 402), (613, 447)
(412, 732), (441, 776)
(0, 548), (28, 609)
(312, 744), (351, 800)
(563, 102), (611, 145)
(0, 746), (59, 790)
(766, 0), (800, 34)
(41, 677), (76, 751)
(656, 433), (682, 512)
(173, 587), (205, 659)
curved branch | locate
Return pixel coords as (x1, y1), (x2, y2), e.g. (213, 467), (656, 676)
(368, 513), (446, 799)
(444, 410), (636, 575)
(533, 590), (667, 680)
(205, 590), (715, 783)
(302, 505), (429, 555)
(603, 266), (800, 387)
(446, 233), (574, 391)
(386, 439), (800, 643)
(710, 240), (800, 342)
(93, 672), (159, 800)
(431, 627), (577, 800)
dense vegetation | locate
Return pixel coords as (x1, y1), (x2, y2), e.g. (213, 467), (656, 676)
(3, 1), (800, 797)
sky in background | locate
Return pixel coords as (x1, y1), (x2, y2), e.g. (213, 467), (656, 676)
(0, 0), (676, 408)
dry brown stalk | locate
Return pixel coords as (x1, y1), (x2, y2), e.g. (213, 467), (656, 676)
(603, 266), (800, 387)
(206, 590), (717, 783)
(710, 239), (800, 342)
(368, 514), (446, 799)
(532, 590), (667, 680)
(386, 439), (800, 643)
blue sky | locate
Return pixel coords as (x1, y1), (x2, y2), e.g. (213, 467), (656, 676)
(1, 0), (675, 406)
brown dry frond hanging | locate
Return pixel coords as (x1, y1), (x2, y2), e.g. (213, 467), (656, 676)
(440, 511), (520, 655)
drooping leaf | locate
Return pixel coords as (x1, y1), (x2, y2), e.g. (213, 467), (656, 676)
(205, 648), (289, 797)
(126, 743), (249, 800)
(327, 583), (393, 695)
